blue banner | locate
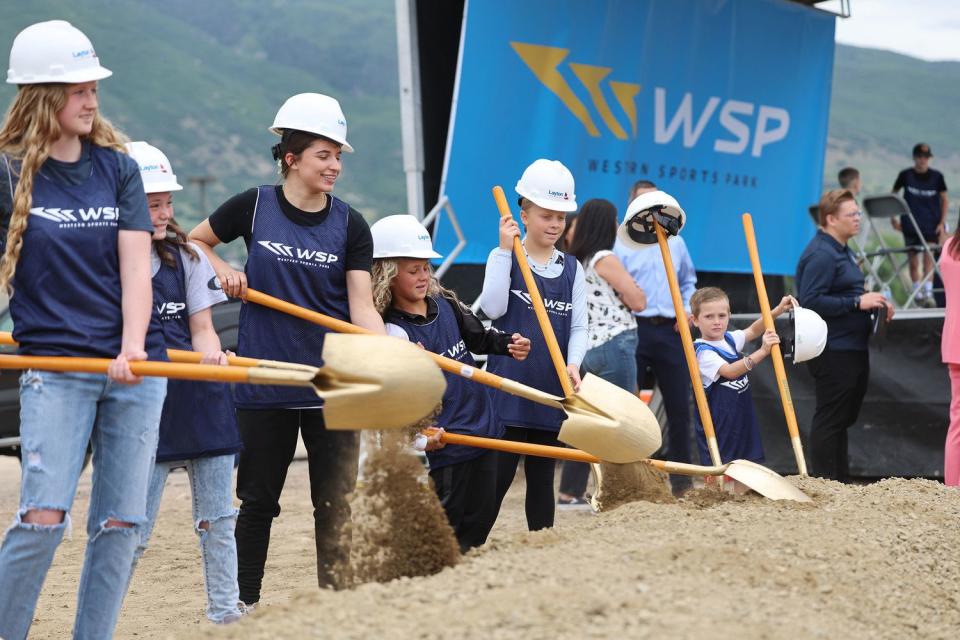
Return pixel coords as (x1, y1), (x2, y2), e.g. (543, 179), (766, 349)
(436, 0), (835, 274)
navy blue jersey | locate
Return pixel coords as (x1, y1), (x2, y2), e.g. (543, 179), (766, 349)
(10, 145), (165, 360)
(235, 186), (350, 409)
(894, 168), (947, 236)
(390, 295), (501, 469)
(693, 332), (764, 464)
(152, 247), (241, 461)
(487, 254), (576, 432)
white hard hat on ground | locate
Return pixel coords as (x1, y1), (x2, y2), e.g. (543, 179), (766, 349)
(125, 141), (183, 194)
(617, 190), (687, 250)
(515, 159), (577, 212)
(371, 214), (442, 259)
(776, 305), (828, 363)
(270, 93), (353, 152)
(7, 20), (112, 85)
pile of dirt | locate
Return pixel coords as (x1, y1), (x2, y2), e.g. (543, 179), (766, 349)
(220, 476), (960, 639)
(346, 431), (460, 585)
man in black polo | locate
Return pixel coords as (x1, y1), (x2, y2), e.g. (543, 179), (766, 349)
(796, 189), (894, 482)
(892, 143), (948, 306)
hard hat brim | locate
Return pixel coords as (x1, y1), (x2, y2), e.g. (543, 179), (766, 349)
(268, 126), (354, 153)
(372, 249), (443, 259)
(143, 181), (184, 194)
(7, 65), (112, 85)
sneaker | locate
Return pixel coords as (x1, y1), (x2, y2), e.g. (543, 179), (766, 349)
(237, 601), (257, 616)
(557, 495), (591, 510)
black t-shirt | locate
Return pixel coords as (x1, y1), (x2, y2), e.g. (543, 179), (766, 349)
(208, 186), (373, 272)
(893, 168), (947, 233)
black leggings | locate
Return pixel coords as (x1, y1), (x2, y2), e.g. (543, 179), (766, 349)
(493, 427), (561, 531)
(429, 451), (498, 553)
(234, 408), (359, 604)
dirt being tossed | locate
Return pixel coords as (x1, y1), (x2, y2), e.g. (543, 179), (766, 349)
(347, 431), (460, 585)
(590, 460), (674, 511)
(221, 476), (960, 640)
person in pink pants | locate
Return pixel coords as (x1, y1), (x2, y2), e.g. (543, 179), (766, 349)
(939, 226), (960, 486)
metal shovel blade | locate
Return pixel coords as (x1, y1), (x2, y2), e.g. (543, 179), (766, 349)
(310, 333), (446, 431)
(557, 373), (662, 463)
(722, 460), (812, 503)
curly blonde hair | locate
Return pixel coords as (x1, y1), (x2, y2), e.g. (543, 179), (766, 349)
(0, 83), (129, 291)
(370, 258), (463, 316)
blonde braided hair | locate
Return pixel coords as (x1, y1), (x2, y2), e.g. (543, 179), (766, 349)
(370, 257), (464, 317)
(0, 83), (129, 292)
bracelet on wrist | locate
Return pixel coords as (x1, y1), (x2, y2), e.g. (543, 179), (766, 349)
(743, 355), (755, 371)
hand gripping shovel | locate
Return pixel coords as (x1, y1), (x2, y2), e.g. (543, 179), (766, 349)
(421, 428), (811, 503)
(491, 186), (662, 460)
(0, 334), (445, 431)
(239, 288), (659, 462)
(742, 213), (809, 476)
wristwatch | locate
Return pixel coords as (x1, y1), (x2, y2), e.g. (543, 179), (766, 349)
(853, 295), (861, 310)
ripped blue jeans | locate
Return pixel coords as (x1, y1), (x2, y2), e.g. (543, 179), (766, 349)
(129, 455), (241, 624)
(0, 370), (166, 640)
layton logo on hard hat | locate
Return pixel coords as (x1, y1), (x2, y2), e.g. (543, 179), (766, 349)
(141, 163), (169, 174)
(512, 41), (791, 157)
(547, 189), (569, 199)
(72, 48), (95, 59)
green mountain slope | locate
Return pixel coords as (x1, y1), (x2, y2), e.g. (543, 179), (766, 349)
(0, 0), (402, 261)
(826, 44), (960, 199)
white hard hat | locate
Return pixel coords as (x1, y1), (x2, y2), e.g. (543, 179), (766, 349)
(515, 159), (577, 212)
(776, 305), (828, 364)
(270, 93), (353, 153)
(791, 306), (828, 363)
(125, 141), (183, 194)
(7, 21), (112, 85)
(371, 214), (442, 259)
(617, 190), (687, 250)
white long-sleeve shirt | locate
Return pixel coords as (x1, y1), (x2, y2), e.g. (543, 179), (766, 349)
(479, 245), (587, 366)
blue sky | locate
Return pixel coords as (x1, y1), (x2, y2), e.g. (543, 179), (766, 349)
(826, 0), (960, 61)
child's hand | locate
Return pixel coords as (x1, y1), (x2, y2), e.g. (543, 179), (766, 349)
(772, 295), (798, 317)
(200, 350), (228, 366)
(567, 364), (582, 392)
(759, 329), (780, 354)
(499, 215), (521, 251)
(507, 333), (531, 361)
(423, 427), (446, 451)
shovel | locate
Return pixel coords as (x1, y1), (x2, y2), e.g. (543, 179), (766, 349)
(0, 332), (316, 372)
(742, 213), (809, 476)
(239, 287), (659, 463)
(422, 428), (811, 503)
(0, 334), (445, 431)
(652, 220), (724, 467)
(491, 185), (662, 460)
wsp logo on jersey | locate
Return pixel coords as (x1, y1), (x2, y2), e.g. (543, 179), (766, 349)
(444, 339), (468, 359)
(257, 240), (339, 268)
(510, 289), (573, 313)
(511, 41), (790, 156)
(720, 378), (750, 393)
(156, 302), (186, 317)
(30, 206), (119, 227)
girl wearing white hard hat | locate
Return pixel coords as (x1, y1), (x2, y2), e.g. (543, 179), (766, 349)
(123, 142), (244, 624)
(189, 93), (383, 606)
(0, 21), (167, 639)
(478, 159), (588, 531)
(370, 214), (531, 552)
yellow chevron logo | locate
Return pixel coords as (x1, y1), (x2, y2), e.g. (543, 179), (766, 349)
(511, 41), (641, 139)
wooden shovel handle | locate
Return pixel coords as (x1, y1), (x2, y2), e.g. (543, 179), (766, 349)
(425, 427), (599, 463)
(654, 222), (722, 466)
(0, 354), (256, 384)
(742, 213), (808, 476)
(492, 185), (574, 397)
(0, 333), (264, 369)
(424, 428), (731, 476)
(242, 288), (559, 405)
